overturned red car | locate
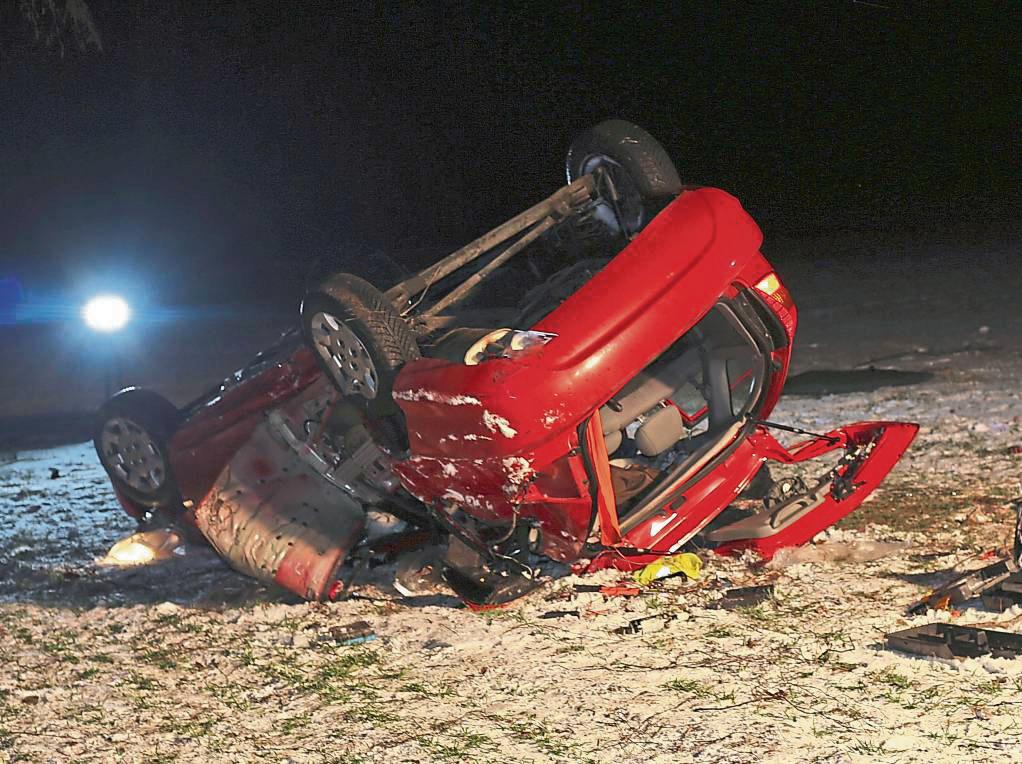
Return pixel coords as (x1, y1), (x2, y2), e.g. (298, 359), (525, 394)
(94, 120), (917, 604)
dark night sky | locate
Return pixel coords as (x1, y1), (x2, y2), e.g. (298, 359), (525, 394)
(1, 1), (1018, 310)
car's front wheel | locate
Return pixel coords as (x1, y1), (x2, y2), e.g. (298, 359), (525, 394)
(94, 389), (182, 509)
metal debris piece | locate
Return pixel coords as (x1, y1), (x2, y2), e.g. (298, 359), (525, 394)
(613, 613), (678, 635)
(194, 422), (366, 601)
(906, 557), (1020, 615)
(981, 573), (1022, 612)
(708, 584), (775, 610)
(886, 623), (1022, 660)
(328, 620), (376, 645)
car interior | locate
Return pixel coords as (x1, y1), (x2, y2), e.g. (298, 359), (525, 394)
(599, 302), (766, 510)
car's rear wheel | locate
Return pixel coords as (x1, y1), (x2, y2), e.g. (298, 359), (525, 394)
(94, 389), (181, 508)
(301, 273), (421, 416)
(566, 119), (682, 235)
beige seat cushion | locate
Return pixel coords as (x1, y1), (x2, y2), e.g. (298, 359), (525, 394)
(634, 405), (686, 456)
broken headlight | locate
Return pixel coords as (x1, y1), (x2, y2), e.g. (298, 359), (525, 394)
(463, 329), (556, 366)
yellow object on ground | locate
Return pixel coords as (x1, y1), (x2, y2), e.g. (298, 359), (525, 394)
(100, 528), (185, 566)
(633, 552), (702, 586)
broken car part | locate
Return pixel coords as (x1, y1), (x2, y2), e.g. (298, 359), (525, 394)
(886, 623), (1022, 660)
(980, 572), (1022, 612)
(614, 613), (678, 635)
(906, 557), (1020, 615)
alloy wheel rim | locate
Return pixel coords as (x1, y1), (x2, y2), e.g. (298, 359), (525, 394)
(309, 312), (379, 399)
(100, 417), (167, 495)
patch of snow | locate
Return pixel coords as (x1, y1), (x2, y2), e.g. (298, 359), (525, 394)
(442, 488), (483, 509)
(393, 389), (482, 406)
(482, 411), (517, 438)
(501, 457), (533, 498)
(542, 409), (563, 427)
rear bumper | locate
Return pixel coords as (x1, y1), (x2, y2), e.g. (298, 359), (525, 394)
(589, 420), (918, 571)
(711, 421), (919, 557)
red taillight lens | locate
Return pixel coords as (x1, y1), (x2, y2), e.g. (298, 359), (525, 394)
(753, 272), (796, 337)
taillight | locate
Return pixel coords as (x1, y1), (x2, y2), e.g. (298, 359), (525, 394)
(753, 272), (796, 337)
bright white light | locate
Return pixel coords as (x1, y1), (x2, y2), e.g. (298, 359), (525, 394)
(83, 294), (131, 332)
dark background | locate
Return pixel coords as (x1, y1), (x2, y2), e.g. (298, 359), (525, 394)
(1, 1), (1018, 311)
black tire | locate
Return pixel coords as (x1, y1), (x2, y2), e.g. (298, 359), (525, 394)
(301, 273), (421, 415)
(566, 119), (682, 234)
(94, 388), (182, 508)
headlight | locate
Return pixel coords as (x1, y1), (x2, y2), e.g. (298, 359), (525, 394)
(464, 329), (557, 366)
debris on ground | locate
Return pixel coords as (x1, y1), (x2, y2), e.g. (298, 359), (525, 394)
(327, 620), (376, 645)
(981, 573), (1022, 612)
(632, 552), (702, 585)
(614, 613), (679, 635)
(887, 623), (1022, 660)
(708, 584), (776, 610)
(906, 556), (1020, 615)
(98, 527), (187, 566)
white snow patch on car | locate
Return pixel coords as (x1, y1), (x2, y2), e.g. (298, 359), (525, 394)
(501, 456), (533, 497)
(482, 411), (517, 438)
(442, 488), (484, 510)
(542, 410), (562, 427)
(394, 389), (482, 406)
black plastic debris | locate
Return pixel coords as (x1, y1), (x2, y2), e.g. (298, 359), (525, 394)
(981, 573), (1022, 612)
(886, 623), (1022, 660)
(708, 584), (775, 610)
(441, 564), (540, 608)
(906, 558), (1020, 615)
(613, 613), (677, 635)
(539, 610), (580, 619)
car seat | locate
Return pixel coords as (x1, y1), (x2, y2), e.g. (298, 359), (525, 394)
(599, 349), (701, 455)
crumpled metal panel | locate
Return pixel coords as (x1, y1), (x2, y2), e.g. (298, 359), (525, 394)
(194, 419), (365, 600)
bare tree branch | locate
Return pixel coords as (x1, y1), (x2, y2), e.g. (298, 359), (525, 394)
(18, 0), (103, 56)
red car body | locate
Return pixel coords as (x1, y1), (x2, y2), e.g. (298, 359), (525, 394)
(106, 185), (917, 599)
(389, 187), (917, 572)
(111, 345), (322, 523)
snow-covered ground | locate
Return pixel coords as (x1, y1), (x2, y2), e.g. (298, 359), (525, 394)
(1, 239), (1021, 763)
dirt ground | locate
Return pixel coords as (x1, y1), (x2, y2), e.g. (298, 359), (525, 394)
(2, 236), (1022, 763)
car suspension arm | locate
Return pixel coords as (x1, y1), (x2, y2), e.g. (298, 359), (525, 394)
(384, 175), (597, 311)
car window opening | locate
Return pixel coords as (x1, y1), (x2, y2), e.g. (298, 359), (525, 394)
(601, 300), (769, 517)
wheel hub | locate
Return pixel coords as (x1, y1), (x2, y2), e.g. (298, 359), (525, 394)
(99, 417), (167, 495)
(581, 155), (644, 233)
(309, 312), (379, 399)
